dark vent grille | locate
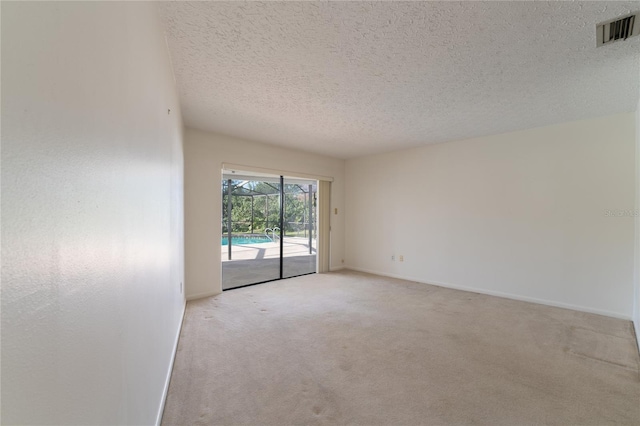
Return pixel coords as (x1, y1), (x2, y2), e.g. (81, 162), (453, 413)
(597, 13), (639, 47)
(605, 16), (634, 42)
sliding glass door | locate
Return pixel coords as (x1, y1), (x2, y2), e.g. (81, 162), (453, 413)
(221, 171), (317, 290)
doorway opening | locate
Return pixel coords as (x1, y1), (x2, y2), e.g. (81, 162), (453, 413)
(221, 169), (317, 290)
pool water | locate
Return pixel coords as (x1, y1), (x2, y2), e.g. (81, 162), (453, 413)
(222, 236), (272, 246)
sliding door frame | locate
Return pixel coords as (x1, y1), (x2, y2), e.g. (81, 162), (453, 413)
(222, 164), (332, 290)
(279, 175), (284, 280)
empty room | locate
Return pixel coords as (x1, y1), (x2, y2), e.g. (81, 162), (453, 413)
(2, 1), (640, 425)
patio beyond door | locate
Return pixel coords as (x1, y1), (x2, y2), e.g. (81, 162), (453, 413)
(221, 171), (317, 290)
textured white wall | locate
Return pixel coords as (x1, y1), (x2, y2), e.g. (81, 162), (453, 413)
(346, 113), (636, 319)
(1, 2), (185, 424)
(635, 82), (640, 344)
(184, 128), (345, 299)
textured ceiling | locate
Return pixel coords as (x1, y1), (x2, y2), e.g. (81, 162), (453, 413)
(158, 1), (640, 159)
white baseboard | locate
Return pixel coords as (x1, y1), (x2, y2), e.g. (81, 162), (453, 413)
(186, 289), (220, 301)
(329, 266), (345, 272)
(155, 300), (187, 426)
(346, 266), (632, 321)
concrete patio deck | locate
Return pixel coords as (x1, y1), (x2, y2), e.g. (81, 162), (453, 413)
(222, 237), (316, 289)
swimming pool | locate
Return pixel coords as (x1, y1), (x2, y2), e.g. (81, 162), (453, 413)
(221, 235), (272, 246)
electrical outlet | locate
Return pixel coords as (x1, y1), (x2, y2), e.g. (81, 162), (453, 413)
(391, 255), (395, 261)
(341, 259), (344, 263)
(399, 255), (404, 262)
(180, 282), (183, 293)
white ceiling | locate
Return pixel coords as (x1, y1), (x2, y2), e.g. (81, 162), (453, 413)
(158, 1), (640, 159)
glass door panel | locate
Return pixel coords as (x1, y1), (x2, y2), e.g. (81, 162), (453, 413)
(282, 177), (317, 279)
(222, 176), (281, 289)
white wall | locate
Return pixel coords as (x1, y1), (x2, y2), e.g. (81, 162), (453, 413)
(184, 128), (345, 299)
(1, 2), (185, 424)
(346, 113), (636, 319)
(635, 79), (640, 344)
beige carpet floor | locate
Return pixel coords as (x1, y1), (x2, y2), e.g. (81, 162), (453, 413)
(162, 270), (640, 425)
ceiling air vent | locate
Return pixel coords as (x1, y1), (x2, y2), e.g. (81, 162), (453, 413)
(597, 13), (639, 47)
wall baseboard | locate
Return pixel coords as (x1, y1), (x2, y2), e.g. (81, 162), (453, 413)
(155, 300), (187, 426)
(329, 266), (346, 272)
(634, 317), (640, 354)
(345, 266), (632, 321)
(186, 289), (220, 301)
